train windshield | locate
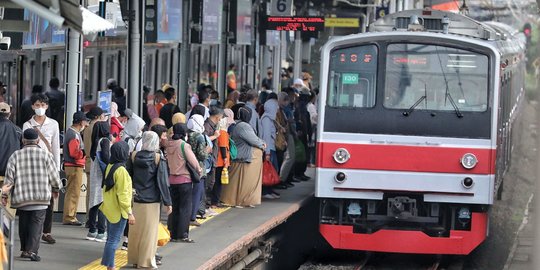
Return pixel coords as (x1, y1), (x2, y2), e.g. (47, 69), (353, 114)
(327, 45), (378, 108)
(384, 44), (489, 112)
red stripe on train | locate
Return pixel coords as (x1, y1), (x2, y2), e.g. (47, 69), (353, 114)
(317, 142), (496, 174)
(320, 212), (488, 255)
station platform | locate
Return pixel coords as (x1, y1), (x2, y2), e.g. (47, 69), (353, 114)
(504, 194), (535, 270)
(9, 175), (315, 270)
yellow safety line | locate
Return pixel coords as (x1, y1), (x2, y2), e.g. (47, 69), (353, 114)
(79, 207), (230, 269)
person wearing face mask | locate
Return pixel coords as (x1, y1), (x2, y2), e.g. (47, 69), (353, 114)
(63, 111), (90, 226)
(22, 93), (61, 244)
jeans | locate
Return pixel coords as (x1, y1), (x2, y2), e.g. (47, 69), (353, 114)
(18, 209), (46, 254)
(88, 204), (106, 234)
(210, 167), (224, 205)
(101, 218), (127, 268)
(191, 178), (205, 221)
(168, 183), (193, 239)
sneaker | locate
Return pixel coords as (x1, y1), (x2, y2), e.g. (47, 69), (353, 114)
(291, 177), (303, 183)
(28, 252), (41, 262)
(205, 209), (218, 217)
(86, 232), (97, 241)
(263, 194), (276, 199)
(42, 234), (56, 244)
(95, 233), (107, 242)
(121, 241), (128, 250)
(271, 193), (281, 199)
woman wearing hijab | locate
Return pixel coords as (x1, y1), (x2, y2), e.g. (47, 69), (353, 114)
(127, 131), (172, 269)
(100, 141), (134, 270)
(110, 102), (124, 143)
(122, 109), (146, 152)
(260, 98), (282, 199)
(167, 112), (187, 137)
(210, 109), (234, 207)
(221, 107), (266, 208)
(87, 121), (111, 241)
(166, 123), (202, 242)
(187, 114), (209, 226)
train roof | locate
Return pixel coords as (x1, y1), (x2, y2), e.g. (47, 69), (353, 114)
(369, 9), (501, 41)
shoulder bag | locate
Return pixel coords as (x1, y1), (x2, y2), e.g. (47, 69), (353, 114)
(181, 142), (201, 183)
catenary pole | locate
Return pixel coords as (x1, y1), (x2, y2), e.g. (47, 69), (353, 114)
(179, 0), (191, 111)
(127, 0), (143, 115)
(217, 0), (228, 102)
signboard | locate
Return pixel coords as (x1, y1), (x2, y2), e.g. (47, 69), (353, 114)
(236, 0), (252, 45)
(271, 0), (293, 16)
(202, 0), (223, 44)
(325, 18), (360, 28)
(157, 0), (182, 42)
(265, 16), (324, 32)
(266, 30), (281, 46)
(376, 5), (390, 19)
(22, 10), (65, 48)
(98, 90), (113, 115)
(342, 73), (359, 84)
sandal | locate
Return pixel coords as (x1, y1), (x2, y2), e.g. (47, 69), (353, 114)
(180, 238), (195, 243)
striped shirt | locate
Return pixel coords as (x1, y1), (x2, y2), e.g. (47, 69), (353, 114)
(4, 145), (61, 208)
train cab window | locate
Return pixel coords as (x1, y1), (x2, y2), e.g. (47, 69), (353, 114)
(384, 44), (489, 112)
(327, 45), (377, 108)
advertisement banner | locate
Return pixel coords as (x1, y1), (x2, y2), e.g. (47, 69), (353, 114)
(157, 0), (183, 42)
(202, 0), (223, 44)
(235, 0), (252, 45)
(22, 11), (65, 49)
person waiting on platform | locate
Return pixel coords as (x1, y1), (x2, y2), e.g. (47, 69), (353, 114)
(221, 107), (266, 208)
(187, 115), (210, 226)
(100, 141), (134, 270)
(167, 123), (202, 243)
(122, 109), (146, 153)
(110, 102), (124, 143)
(63, 111), (90, 226)
(87, 120), (111, 242)
(159, 87), (182, 129)
(0, 102), (22, 214)
(2, 129), (61, 262)
(127, 131), (172, 269)
(23, 93), (62, 244)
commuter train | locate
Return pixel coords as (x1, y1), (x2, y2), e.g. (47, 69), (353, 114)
(316, 9), (526, 255)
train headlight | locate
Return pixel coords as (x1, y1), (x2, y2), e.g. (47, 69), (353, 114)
(333, 148), (351, 164)
(461, 153), (478, 169)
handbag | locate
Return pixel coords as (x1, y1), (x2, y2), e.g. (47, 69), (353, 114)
(157, 223), (170, 247)
(294, 139), (306, 163)
(181, 142), (201, 183)
(262, 160), (280, 186)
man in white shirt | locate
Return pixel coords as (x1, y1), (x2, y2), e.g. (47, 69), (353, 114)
(22, 93), (61, 245)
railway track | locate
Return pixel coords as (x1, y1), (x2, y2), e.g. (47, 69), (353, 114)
(355, 253), (465, 270)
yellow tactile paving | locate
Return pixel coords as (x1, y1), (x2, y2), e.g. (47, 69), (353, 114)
(79, 206), (230, 269)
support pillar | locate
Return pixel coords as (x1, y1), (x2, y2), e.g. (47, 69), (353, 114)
(178, 0), (191, 111)
(293, 31), (302, 81)
(217, 0), (228, 102)
(64, 28), (83, 130)
(127, 0), (144, 115)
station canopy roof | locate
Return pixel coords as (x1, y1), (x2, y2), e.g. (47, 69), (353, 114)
(9, 0), (114, 34)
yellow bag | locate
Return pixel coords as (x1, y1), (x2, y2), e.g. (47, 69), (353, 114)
(157, 223), (170, 247)
(221, 168), (229, 184)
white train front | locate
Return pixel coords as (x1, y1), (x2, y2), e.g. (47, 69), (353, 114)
(316, 9), (525, 254)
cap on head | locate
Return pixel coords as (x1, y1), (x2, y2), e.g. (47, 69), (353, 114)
(293, 78), (305, 87)
(23, 129), (39, 141)
(0, 102), (10, 113)
(73, 111), (90, 124)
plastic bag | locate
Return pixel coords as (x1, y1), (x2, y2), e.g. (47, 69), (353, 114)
(295, 139), (306, 163)
(262, 160), (280, 186)
(157, 223), (171, 247)
(221, 167), (229, 184)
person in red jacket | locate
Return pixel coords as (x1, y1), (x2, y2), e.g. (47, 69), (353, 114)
(62, 111), (89, 225)
(110, 102), (124, 143)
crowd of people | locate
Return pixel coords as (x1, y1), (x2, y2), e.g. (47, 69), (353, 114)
(0, 67), (319, 269)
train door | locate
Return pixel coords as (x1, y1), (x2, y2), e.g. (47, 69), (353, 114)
(144, 49), (155, 91)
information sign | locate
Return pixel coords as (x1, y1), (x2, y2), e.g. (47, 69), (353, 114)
(98, 90), (113, 115)
(342, 73), (359, 85)
(271, 0), (293, 16)
(325, 18), (359, 28)
(265, 16), (324, 32)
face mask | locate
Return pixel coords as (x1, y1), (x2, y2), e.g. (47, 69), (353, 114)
(34, 108), (46, 116)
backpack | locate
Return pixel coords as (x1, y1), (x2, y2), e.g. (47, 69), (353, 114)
(229, 138), (238, 160)
(227, 123), (238, 160)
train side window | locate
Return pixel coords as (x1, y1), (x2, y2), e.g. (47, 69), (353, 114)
(327, 45), (378, 108)
(161, 52), (169, 85)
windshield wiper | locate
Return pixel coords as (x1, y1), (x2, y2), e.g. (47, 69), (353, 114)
(402, 95), (426, 116)
(445, 92), (463, 118)
(403, 83), (428, 116)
